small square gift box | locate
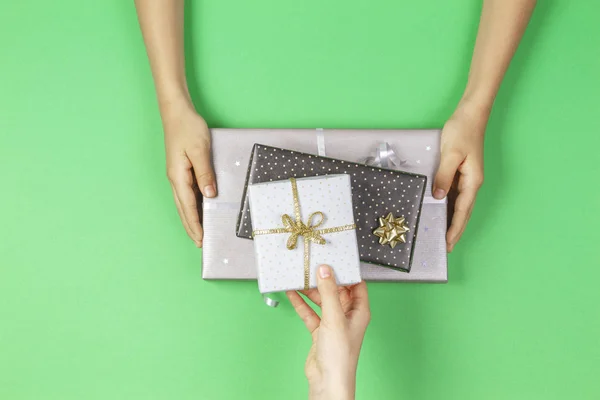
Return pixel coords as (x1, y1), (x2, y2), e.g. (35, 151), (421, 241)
(247, 174), (362, 294)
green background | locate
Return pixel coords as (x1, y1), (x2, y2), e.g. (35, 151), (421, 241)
(1, 0), (599, 399)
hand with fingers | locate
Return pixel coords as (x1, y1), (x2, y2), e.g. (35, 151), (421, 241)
(287, 265), (371, 400)
(134, 0), (218, 248)
(429, 0), (538, 252)
(433, 102), (487, 253)
(163, 105), (217, 248)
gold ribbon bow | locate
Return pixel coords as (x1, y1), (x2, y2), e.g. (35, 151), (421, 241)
(253, 178), (356, 290)
(282, 211), (326, 249)
(373, 212), (409, 248)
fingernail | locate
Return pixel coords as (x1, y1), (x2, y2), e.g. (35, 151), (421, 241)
(196, 241), (202, 248)
(203, 185), (216, 198)
(434, 188), (446, 199)
(319, 265), (331, 279)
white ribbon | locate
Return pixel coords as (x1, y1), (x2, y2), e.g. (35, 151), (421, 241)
(316, 128), (326, 156)
(203, 202), (242, 210)
(363, 142), (407, 169)
(262, 295), (279, 308)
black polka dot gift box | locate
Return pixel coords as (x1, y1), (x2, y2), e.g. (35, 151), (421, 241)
(237, 144), (427, 272)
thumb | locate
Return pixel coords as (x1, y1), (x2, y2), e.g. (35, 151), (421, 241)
(433, 150), (463, 199)
(317, 265), (344, 324)
(188, 143), (217, 198)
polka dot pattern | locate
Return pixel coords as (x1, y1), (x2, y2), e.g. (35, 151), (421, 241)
(248, 175), (361, 294)
(236, 144), (428, 272)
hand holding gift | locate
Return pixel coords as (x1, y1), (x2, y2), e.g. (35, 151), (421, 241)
(435, 103), (487, 252)
(288, 265), (371, 400)
(163, 106), (216, 248)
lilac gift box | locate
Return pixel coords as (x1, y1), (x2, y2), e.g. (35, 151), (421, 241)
(202, 129), (448, 283)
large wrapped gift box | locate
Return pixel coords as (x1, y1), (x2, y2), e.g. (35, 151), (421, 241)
(238, 144), (427, 272)
(249, 175), (361, 293)
(202, 129), (448, 283)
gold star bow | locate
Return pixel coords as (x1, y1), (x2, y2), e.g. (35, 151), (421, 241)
(373, 213), (409, 248)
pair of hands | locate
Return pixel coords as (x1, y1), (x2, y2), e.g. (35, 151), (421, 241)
(163, 100), (488, 251)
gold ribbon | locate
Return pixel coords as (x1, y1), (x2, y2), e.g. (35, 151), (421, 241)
(373, 212), (409, 248)
(253, 178), (356, 290)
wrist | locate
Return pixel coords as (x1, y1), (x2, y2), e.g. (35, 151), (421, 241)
(457, 95), (492, 120)
(453, 95), (492, 133)
(158, 94), (199, 125)
(459, 82), (496, 119)
(156, 84), (196, 120)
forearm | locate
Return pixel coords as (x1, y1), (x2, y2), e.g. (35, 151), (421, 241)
(309, 381), (355, 400)
(309, 370), (356, 400)
(134, 0), (192, 116)
(461, 0), (537, 113)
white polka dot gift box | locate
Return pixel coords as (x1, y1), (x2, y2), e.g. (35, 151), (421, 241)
(248, 175), (361, 293)
(202, 129), (447, 284)
(238, 144), (427, 272)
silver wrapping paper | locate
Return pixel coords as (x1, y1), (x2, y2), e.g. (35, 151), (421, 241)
(202, 129), (448, 283)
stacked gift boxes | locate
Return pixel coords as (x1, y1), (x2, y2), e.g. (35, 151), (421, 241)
(202, 129), (448, 292)
(238, 144), (427, 274)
